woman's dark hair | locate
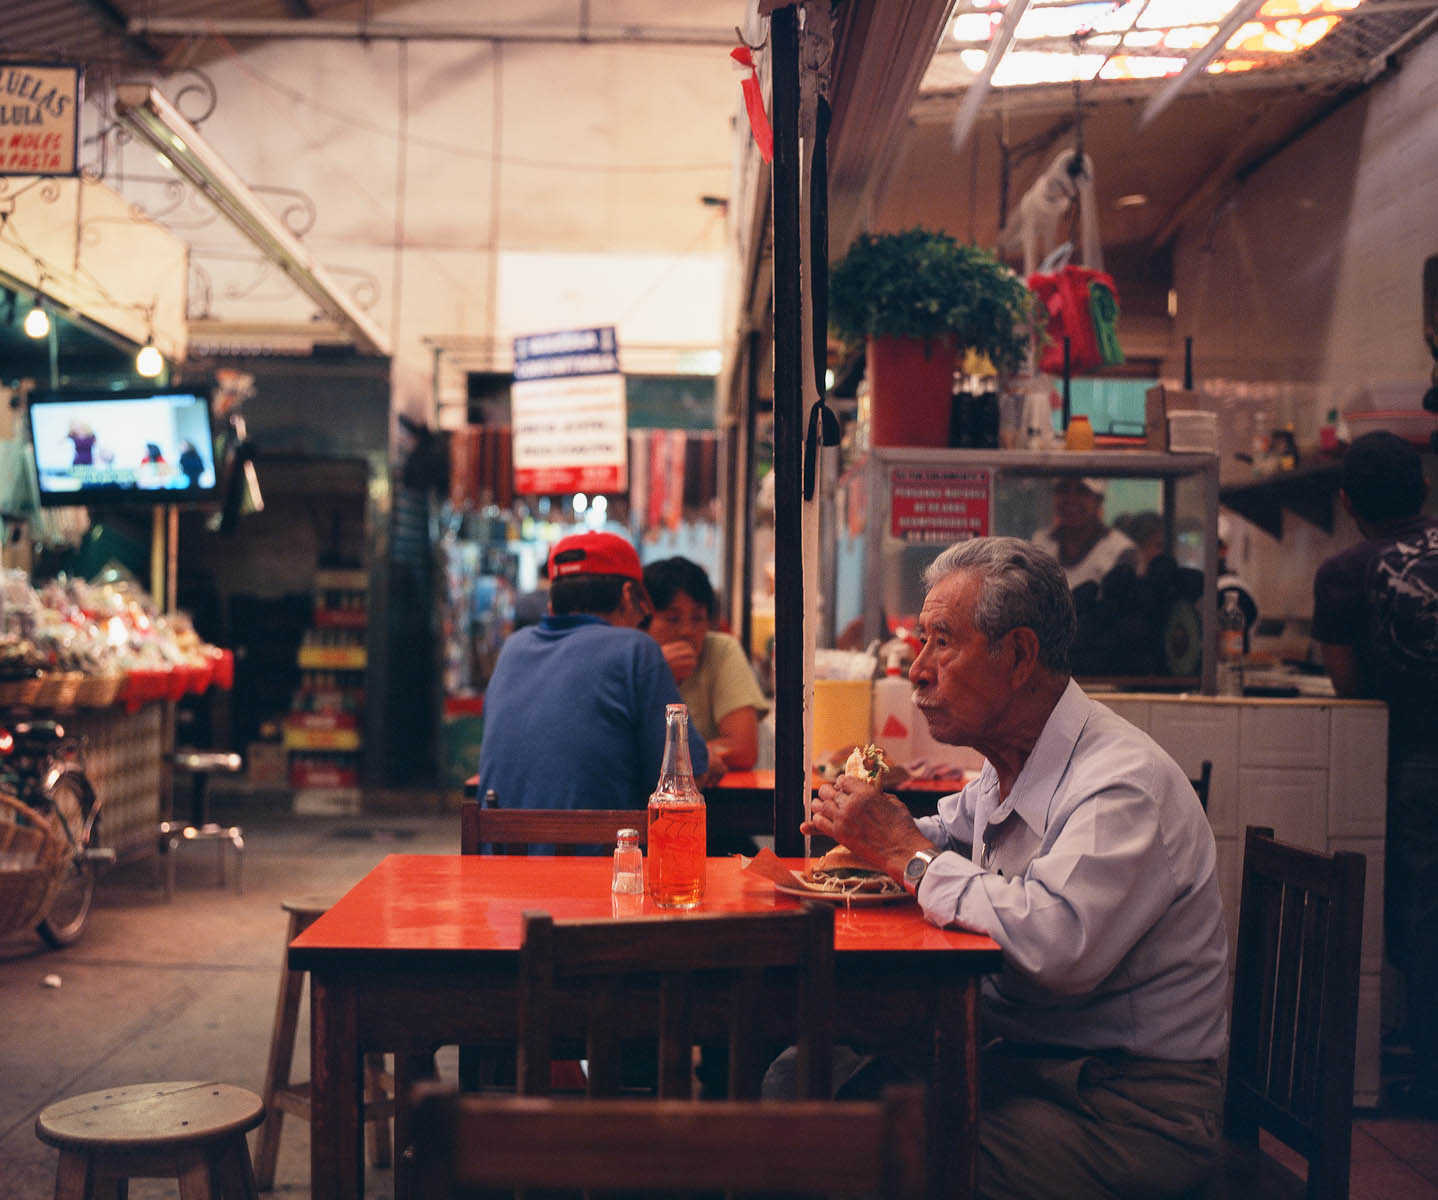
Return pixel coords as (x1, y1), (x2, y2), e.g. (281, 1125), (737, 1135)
(642, 556), (717, 619)
(548, 574), (628, 617)
(1342, 431), (1426, 523)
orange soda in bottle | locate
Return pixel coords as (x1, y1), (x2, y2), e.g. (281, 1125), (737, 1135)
(646, 703), (706, 909)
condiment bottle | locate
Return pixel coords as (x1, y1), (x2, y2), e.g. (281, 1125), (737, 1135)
(646, 704), (706, 909)
(1064, 413), (1095, 451)
(870, 646), (918, 768)
(1217, 590), (1245, 697)
(611, 827), (644, 894)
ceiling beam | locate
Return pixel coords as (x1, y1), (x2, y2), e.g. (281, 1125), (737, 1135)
(76, 0), (163, 61)
(127, 17), (735, 46)
(1137, 0), (1266, 131)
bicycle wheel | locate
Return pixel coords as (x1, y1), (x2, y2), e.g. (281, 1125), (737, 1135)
(37, 770), (97, 949)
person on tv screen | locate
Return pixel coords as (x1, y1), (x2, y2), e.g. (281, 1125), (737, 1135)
(179, 440), (205, 487)
(142, 443), (166, 464)
(66, 420), (111, 467)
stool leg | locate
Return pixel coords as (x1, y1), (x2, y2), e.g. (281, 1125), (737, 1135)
(52, 1150), (91, 1200)
(174, 1146), (214, 1200)
(214, 1132), (261, 1200)
(229, 829), (245, 895)
(254, 911), (306, 1191)
(363, 1052), (392, 1168)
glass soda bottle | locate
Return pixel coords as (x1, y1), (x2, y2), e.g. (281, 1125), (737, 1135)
(646, 703), (706, 909)
(1217, 589), (1245, 697)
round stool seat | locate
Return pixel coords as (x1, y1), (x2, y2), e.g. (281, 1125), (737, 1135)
(37, 1080), (263, 1151)
(172, 751), (244, 775)
(36, 1081), (264, 1200)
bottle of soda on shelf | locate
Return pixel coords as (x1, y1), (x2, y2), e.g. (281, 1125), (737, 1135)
(1217, 589), (1245, 697)
(646, 704), (706, 909)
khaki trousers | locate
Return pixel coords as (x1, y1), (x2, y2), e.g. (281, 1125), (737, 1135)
(976, 1045), (1223, 1200)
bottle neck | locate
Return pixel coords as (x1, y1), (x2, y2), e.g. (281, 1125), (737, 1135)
(656, 703), (698, 793)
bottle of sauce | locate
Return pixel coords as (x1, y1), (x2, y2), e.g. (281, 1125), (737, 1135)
(1065, 413), (1095, 451)
(646, 704), (706, 909)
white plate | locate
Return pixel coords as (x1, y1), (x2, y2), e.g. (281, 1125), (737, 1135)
(773, 876), (910, 905)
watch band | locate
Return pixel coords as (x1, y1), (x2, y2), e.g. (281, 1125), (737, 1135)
(903, 849), (938, 895)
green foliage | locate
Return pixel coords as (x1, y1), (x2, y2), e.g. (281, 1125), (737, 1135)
(828, 228), (1034, 374)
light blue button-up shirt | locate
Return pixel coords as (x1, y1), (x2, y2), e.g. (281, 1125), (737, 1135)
(915, 680), (1229, 1062)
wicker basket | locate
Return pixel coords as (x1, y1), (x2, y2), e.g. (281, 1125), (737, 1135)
(0, 676), (43, 708)
(0, 792), (69, 939)
(76, 672), (126, 709)
(32, 672), (83, 711)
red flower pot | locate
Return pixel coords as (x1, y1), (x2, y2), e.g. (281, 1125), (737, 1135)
(866, 333), (959, 449)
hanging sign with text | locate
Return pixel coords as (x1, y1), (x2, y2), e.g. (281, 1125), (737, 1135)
(890, 467), (991, 542)
(512, 326), (627, 495)
(0, 63), (82, 176)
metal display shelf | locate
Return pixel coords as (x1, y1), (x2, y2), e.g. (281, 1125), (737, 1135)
(826, 446), (1220, 694)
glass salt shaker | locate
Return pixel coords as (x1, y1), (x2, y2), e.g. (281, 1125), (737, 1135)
(611, 827), (644, 894)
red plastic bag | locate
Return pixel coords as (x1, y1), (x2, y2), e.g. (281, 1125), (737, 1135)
(1028, 266), (1120, 375)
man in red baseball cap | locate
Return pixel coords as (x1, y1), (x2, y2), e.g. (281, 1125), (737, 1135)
(478, 529), (709, 817)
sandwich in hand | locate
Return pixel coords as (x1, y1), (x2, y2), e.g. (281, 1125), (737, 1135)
(844, 743), (892, 784)
(802, 844), (906, 897)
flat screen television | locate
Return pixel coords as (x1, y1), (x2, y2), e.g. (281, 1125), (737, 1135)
(27, 387), (221, 507)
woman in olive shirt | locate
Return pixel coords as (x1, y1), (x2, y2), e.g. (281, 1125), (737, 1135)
(642, 556), (769, 779)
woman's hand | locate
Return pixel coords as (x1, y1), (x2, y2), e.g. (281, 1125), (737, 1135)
(660, 639), (699, 682)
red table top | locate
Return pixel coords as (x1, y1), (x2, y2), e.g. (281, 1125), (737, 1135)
(289, 854), (1000, 959)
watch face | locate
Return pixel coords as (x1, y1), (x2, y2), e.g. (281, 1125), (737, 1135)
(905, 854), (928, 882)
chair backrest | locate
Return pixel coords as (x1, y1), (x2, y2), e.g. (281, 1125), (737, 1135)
(1191, 759), (1213, 812)
(408, 1081), (926, 1199)
(459, 795), (646, 855)
(518, 903), (835, 1100)
(1226, 825), (1366, 1200)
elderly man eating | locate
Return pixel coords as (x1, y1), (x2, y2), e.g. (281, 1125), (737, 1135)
(803, 536), (1228, 1200)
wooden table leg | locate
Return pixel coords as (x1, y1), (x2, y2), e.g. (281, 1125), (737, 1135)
(309, 974), (362, 1200)
(931, 977), (983, 1198)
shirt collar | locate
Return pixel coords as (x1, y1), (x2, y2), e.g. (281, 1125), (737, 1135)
(537, 613), (608, 632)
(984, 677), (1090, 839)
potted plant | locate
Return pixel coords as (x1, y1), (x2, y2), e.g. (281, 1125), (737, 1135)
(829, 227), (1033, 447)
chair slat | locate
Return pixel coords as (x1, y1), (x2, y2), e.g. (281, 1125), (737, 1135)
(409, 1084), (928, 1198)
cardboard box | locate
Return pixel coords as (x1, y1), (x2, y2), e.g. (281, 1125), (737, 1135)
(1144, 385), (1206, 449)
(246, 741), (288, 788)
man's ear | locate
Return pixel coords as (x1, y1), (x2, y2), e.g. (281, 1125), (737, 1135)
(1006, 626), (1042, 687)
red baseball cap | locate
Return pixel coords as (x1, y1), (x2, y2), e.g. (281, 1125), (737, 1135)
(548, 531), (643, 582)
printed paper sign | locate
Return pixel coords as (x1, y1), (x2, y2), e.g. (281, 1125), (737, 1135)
(890, 467), (991, 542)
(0, 64), (82, 176)
(512, 327), (627, 494)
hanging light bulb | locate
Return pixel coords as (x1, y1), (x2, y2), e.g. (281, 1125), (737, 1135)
(135, 341), (164, 378)
(23, 299), (50, 339)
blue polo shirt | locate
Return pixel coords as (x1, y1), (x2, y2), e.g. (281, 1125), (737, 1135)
(477, 614), (707, 813)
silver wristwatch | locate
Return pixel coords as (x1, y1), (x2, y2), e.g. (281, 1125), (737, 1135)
(902, 849), (938, 896)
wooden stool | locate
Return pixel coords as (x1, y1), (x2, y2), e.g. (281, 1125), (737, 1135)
(159, 750), (245, 898)
(254, 896), (393, 1192)
(35, 1080), (263, 1200)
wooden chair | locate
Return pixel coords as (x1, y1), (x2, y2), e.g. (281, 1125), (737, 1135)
(458, 795), (647, 856)
(1191, 759), (1213, 812)
(408, 1081), (927, 1199)
(1207, 825), (1366, 1200)
(456, 796), (650, 1091)
(516, 903), (835, 1100)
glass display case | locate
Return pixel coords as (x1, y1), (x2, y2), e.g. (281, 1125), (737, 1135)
(825, 448), (1220, 693)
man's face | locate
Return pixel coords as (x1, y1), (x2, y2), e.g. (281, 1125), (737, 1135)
(910, 570), (1019, 747)
(646, 588), (709, 656)
(1051, 478), (1102, 531)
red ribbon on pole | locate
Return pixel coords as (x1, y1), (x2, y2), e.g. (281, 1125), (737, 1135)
(731, 45), (773, 163)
